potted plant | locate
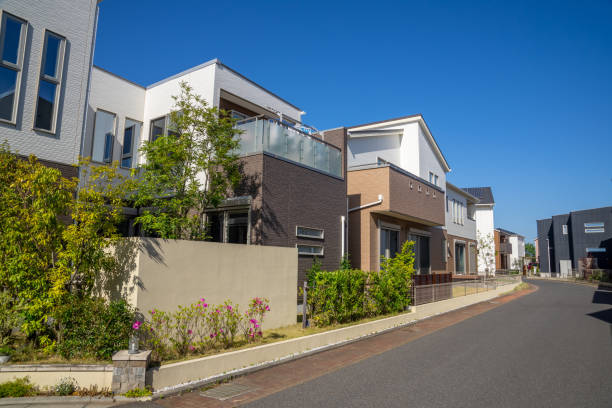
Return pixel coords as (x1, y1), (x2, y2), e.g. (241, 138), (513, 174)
(0, 345), (11, 364)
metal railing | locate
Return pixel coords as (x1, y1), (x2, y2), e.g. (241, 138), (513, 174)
(412, 275), (522, 306)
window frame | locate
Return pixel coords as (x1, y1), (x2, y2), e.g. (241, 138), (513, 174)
(33, 29), (66, 134)
(296, 226), (324, 240)
(296, 244), (324, 256)
(90, 108), (117, 164)
(562, 224), (568, 235)
(121, 118), (142, 169)
(0, 11), (27, 125)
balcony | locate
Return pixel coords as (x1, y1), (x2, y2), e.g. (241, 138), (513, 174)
(235, 117), (342, 178)
(499, 242), (512, 254)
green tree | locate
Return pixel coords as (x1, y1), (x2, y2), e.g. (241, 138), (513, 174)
(0, 146), (135, 339)
(525, 243), (535, 258)
(135, 81), (242, 240)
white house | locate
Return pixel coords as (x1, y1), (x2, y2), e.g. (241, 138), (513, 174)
(445, 182), (479, 275)
(0, 0), (99, 178)
(509, 234), (526, 270)
(462, 187), (495, 275)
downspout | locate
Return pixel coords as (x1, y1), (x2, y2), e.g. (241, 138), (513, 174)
(348, 194), (384, 213)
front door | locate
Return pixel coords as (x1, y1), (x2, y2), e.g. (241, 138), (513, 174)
(455, 243), (465, 274)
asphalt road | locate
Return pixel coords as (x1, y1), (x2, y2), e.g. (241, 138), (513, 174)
(243, 280), (612, 408)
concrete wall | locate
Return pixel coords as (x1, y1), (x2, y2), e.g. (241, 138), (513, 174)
(445, 186), (477, 241)
(122, 238), (298, 330)
(418, 124), (446, 188)
(347, 134), (401, 168)
(0, 365), (112, 390)
(0, 0), (98, 165)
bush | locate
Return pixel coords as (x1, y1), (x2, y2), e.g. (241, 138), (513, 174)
(143, 297), (270, 361)
(54, 377), (77, 396)
(308, 241), (415, 326)
(0, 377), (36, 398)
(0, 345), (10, 356)
(53, 296), (135, 360)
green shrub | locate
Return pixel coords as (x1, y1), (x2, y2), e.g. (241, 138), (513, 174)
(53, 296), (135, 360)
(0, 377), (36, 398)
(124, 387), (152, 398)
(0, 345), (10, 356)
(54, 377), (77, 396)
(308, 241), (415, 326)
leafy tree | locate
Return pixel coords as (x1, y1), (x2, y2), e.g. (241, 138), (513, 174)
(477, 232), (496, 276)
(525, 242), (535, 258)
(135, 81), (242, 240)
(0, 146), (135, 339)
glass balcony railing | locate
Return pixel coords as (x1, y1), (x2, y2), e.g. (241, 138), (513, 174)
(235, 117), (342, 178)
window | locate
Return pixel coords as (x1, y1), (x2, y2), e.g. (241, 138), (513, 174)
(229, 110), (248, 120)
(297, 244), (324, 256)
(150, 113), (180, 141)
(455, 242), (466, 274)
(91, 110), (116, 163)
(442, 238), (448, 262)
(429, 172), (434, 183)
(562, 224), (568, 235)
(584, 222), (604, 233)
(0, 12), (26, 123)
(34, 31), (65, 132)
(410, 234), (430, 274)
(380, 227), (399, 259)
(446, 196), (449, 212)
(296, 226), (324, 239)
(207, 209), (250, 244)
(121, 119), (141, 168)
(434, 175), (439, 186)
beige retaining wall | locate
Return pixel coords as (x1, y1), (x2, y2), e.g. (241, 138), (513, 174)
(150, 280), (522, 390)
(0, 365), (113, 389)
(105, 238), (298, 330)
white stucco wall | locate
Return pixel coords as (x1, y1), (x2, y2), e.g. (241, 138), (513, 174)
(417, 124), (446, 188)
(213, 64), (302, 122)
(509, 235), (525, 270)
(0, 0), (98, 165)
(475, 205), (495, 274)
(84, 67), (145, 169)
(399, 122), (420, 176)
(347, 134), (401, 167)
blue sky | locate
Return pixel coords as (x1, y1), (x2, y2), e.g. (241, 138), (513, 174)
(94, 0), (612, 241)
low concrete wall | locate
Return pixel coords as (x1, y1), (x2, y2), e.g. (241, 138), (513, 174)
(111, 238), (298, 330)
(150, 280), (522, 391)
(0, 365), (113, 389)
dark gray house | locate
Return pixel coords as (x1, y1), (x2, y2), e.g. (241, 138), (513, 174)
(536, 206), (612, 275)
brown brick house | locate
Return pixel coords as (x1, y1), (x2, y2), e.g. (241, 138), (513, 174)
(344, 115), (451, 275)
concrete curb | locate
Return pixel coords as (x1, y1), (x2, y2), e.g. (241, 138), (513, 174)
(0, 395), (151, 406)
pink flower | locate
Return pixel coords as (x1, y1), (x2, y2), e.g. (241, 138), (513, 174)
(265, 306), (270, 311)
(250, 319), (257, 324)
(203, 303), (208, 308)
(257, 331), (262, 336)
(150, 309), (156, 315)
(220, 329), (224, 333)
(200, 298), (206, 302)
(132, 321), (142, 330)
(210, 333), (215, 338)
(226, 305), (232, 311)
(254, 324), (260, 329)
(187, 329), (192, 335)
(189, 345), (195, 351)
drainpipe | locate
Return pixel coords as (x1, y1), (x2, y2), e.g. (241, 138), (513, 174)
(546, 238), (551, 274)
(340, 215), (345, 260)
(348, 194), (384, 213)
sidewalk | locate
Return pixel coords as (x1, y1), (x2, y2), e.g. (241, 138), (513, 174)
(147, 284), (536, 408)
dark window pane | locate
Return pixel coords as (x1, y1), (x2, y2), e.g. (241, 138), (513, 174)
(2, 17), (22, 64)
(390, 230), (399, 257)
(35, 79), (56, 130)
(43, 34), (61, 78)
(103, 132), (113, 162)
(121, 157), (132, 168)
(227, 212), (248, 244)
(420, 236), (430, 271)
(123, 126), (133, 155)
(150, 118), (165, 141)
(208, 212), (223, 242)
(0, 66), (17, 121)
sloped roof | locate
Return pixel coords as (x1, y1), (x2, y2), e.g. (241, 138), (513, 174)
(496, 227), (523, 238)
(462, 187), (494, 204)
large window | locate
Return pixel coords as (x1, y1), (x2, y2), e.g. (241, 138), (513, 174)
(380, 226), (400, 259)
(34, 30), (65, 132)
(410, 234), (431, 274)
(91, 110), (116, 163)
(0, 12), (26, 123)
(121, 119), (141, 168)
(297, 244), (324, 256)
(296, 226), (324, 239)
(584, 222), (604, 234)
